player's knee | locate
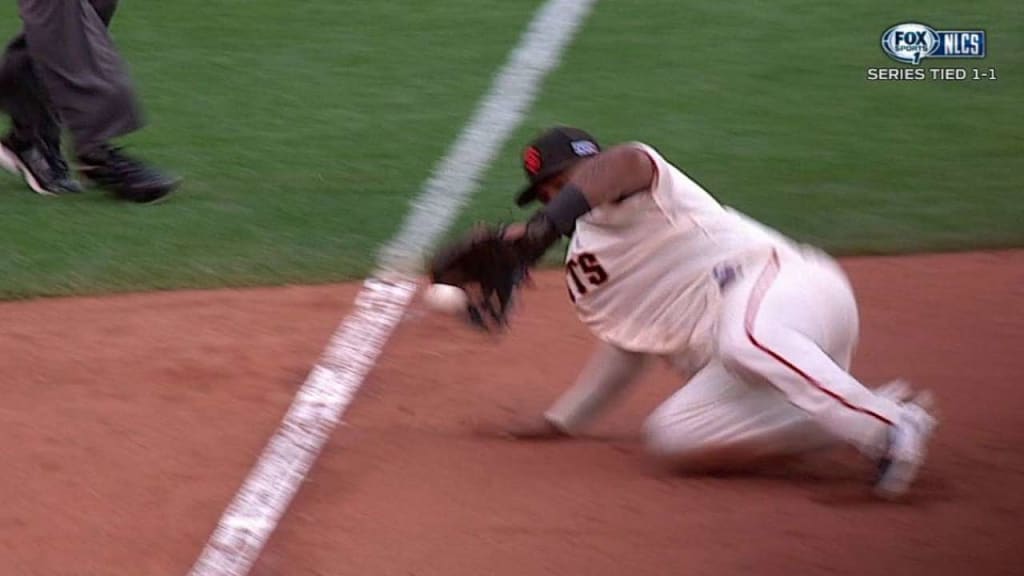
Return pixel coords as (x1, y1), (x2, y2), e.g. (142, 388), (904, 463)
(717, 326), (756, 376)
(644, 426), (741, 473)
(643, 411), (705, 466)
(644, 403), (782, 473)
(645, 420), (788, 473)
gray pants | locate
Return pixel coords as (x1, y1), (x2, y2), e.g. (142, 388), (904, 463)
(0, 0), (142, 156)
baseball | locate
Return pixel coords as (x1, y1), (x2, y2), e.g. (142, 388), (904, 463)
(423, 283), (468, 314)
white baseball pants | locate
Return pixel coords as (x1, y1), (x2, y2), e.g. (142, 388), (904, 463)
(644, 247), (903, 467)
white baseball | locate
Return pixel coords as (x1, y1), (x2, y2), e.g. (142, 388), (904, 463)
(423, 283), (468, 314)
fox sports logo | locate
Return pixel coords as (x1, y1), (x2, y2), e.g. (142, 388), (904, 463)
(882, 23), (939, 64)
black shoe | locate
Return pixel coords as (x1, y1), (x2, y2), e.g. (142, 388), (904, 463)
(78, 146), (181, 204)
(0, 133), (84, 195)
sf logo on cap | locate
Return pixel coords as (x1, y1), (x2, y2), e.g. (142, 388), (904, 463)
(524, 146), (542, 175)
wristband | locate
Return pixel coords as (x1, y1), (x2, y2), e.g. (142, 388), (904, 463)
(516, 211), (560, 264)
(542, 184), (591, 236)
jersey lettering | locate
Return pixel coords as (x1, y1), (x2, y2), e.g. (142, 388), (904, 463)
(566, 252), (608, 301)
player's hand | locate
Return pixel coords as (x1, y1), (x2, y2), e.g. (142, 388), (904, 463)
(501, 222), (527, 241)
(428, 222), (528, 331)
(501, 415), (571, 441)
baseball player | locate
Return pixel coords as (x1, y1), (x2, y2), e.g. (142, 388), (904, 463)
(430, 126), (937, 498)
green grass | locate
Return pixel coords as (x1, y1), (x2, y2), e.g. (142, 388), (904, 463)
(0, 0), (544, 298)
(461, 0), (1024, 255)
(1, 0), (1021, 299)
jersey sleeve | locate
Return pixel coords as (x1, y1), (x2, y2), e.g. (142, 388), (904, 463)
(621, 141), (724, 232)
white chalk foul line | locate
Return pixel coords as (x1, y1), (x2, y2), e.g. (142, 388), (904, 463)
(378, 0), (599, 272)
(189, 1), (597, 574)
(189, 279), (416, 576)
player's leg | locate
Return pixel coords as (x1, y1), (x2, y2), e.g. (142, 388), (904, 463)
(644, 359), (837, 472)
(545, 341), (649, 434)
(716, 248), (936, 496)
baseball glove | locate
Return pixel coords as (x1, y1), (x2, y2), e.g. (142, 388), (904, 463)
(428, 224), (529, 331)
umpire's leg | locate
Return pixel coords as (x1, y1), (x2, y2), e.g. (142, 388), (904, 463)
(89, 0), (120, 25)
(0, 34), (61, 144)
(17, 0), (143, 157)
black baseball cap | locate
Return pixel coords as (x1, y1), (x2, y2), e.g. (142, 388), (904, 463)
(516, 126), (601, 206)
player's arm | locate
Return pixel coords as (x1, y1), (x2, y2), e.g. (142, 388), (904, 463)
(512, 145), (654, 264)
(507, 341), (649, 439)
(569, 144), (655, 207)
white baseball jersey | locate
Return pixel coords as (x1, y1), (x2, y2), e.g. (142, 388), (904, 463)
(553, 144), (911, 470)
(565, 142), (794, 359)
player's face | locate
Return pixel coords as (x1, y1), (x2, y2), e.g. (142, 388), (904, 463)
(536, 172), (570, 205)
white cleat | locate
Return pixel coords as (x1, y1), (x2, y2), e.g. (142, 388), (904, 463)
(875, 379), (915, 403)
(874, 391), (938, 499)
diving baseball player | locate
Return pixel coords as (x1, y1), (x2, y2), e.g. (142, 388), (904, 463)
(429, 126), (937, 498)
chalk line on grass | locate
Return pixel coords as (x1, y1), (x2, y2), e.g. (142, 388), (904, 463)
(189, 1), (597, 574)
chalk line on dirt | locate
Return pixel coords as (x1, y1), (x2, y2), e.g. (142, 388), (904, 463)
(188, 1), (597, 575)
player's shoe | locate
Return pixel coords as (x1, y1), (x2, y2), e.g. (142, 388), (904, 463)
(78, 145), (181, 204)
(0, 133), (83, 195)
(875, 390), (938, 499)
